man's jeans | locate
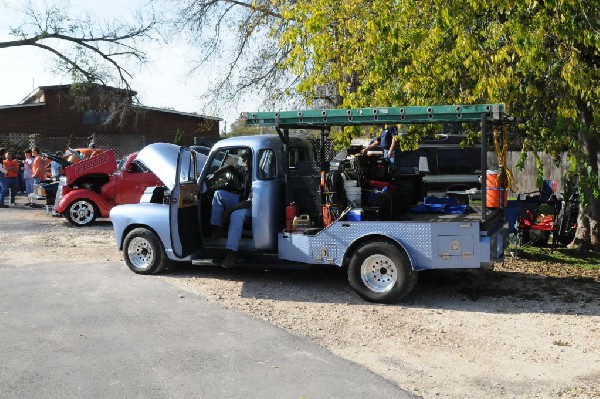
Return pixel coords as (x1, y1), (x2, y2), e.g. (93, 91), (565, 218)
(383, 149), (396, 173)
(0, 176), (5, 204)
(210, 190), (251, 252)
(0, 177), (17, 204)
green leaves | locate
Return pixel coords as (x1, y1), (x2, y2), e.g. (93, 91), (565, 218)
(277, 0), (598, 229)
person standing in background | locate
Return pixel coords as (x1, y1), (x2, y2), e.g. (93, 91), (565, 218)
(2, 152), (19, 206)
(22, 149), (34, 195)
(0, 148), (6, 207)
(16, 152), (25, 193)
(50, 151), (64, 181)
(31, 147), (46, 184)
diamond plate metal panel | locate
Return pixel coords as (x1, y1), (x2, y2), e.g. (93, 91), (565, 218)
(278, 220), (486, 270)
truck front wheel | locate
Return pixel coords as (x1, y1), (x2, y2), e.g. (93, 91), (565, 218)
(123, 228), (168, 275)
(348, 241), (417, 303)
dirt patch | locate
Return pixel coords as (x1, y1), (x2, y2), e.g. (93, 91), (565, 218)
(2, 197), (599, 399)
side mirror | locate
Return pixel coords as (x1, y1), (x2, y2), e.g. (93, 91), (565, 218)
(418, 156), (430, 174)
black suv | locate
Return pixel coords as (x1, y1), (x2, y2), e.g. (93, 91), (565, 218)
(396, 134), (481, 196)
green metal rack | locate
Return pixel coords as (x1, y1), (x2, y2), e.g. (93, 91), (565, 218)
(242, 103), (510, 218)
(242, 104), (508, 128)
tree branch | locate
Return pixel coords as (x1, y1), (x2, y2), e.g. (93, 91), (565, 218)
(2, 2), (157, 90)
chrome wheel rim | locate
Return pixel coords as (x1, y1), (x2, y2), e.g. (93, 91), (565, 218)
(360, 254), (398, 293)
(69, 201), (95, 225)
(127, 237), (154, 271)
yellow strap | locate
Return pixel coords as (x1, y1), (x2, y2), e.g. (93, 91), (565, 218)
(493, 125), (517, 192)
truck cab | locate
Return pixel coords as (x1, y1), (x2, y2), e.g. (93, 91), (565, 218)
(130, 136), (313, 260)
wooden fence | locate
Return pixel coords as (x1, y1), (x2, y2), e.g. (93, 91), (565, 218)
(490, 151), (599, 197)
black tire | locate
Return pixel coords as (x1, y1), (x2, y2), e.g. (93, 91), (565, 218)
(556, 203), (578, 246)
(521, 230), (550, 246)
(65, 199), (98, 227)
(123, 228), (168, 275)
(348, 240), (418, 303)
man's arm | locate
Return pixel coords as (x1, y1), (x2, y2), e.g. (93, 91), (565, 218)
(361, 138), (381, 154)
(388, 135), (397, 157)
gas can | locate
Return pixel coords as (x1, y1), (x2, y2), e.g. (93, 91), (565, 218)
(292, 214), (311, 232)
(285, 202), (297, 232)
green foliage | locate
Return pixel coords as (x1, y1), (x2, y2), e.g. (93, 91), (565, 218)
(0, 139), (23, 156)
(173, 128), (185, 145)
(276, 0), (599, 245)
(279, 0), (598, 146)
(228, 118), (263, 137)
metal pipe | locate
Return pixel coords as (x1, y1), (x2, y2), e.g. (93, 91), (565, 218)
(481, 112), (488, 219)
(276, 127), (290, 205)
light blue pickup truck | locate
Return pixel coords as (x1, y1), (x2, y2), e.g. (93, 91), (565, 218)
(110, 104), (510, 303)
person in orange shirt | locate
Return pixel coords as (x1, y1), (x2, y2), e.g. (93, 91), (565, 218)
(1, 151), (19, 206)
(31, 147), (46, 183)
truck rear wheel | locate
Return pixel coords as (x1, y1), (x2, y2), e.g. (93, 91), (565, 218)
(65, 199), (98, 227)
(348, 241), (417, 303)
(123, 228), (167, 275)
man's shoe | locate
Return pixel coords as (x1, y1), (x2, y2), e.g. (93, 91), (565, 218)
(221, 251), (238, 269)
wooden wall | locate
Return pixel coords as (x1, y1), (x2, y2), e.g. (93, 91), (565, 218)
(0, 87), (219, 147)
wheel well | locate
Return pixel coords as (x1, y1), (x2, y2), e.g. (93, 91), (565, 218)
(342, 234), (414, 270)
(67, 197), (96, 206)
(119, 224), (161, 250)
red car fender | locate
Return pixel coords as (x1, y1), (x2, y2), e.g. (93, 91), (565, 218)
(56, 188), (116, 218)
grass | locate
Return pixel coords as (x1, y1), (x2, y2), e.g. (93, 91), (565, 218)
(511, 245), (600, 270)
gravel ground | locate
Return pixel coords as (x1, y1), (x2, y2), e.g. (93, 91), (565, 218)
(2, 196), (599, 399)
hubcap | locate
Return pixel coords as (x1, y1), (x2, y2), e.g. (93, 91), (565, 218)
(360, 254), (398, 293)
(127, 237), (154, 270)
(69, 201), (95, 225)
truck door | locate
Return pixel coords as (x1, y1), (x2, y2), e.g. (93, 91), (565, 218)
(169, 148), (202, 258)
(253, 148), (280, 251)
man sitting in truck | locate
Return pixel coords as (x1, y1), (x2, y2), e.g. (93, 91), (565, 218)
(208, 151), (252, 268)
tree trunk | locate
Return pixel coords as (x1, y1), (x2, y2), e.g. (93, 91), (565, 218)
(569, 100), (600, 251)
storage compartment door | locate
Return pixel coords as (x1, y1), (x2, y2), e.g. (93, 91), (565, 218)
(437, 235), (474, 260)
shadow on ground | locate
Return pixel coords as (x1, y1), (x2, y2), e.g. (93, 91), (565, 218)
(165, 263), (600, 316)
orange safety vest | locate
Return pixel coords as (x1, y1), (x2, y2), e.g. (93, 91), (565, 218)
(2, 160), (19, 178)
(32, 156), (46, 180)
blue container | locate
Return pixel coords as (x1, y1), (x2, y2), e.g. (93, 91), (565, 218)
(347, 208), (363, 221)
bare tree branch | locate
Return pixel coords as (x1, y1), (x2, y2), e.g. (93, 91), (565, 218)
(172, 0), (300, 114)
(1, 1), (158, 90)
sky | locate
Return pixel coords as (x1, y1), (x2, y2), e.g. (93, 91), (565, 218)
(0, 0), (249, 133)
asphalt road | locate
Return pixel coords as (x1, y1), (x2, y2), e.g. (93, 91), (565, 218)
(0, 209), (413, 398)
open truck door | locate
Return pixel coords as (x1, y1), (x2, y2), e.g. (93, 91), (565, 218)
(169, 147), (202, 258)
